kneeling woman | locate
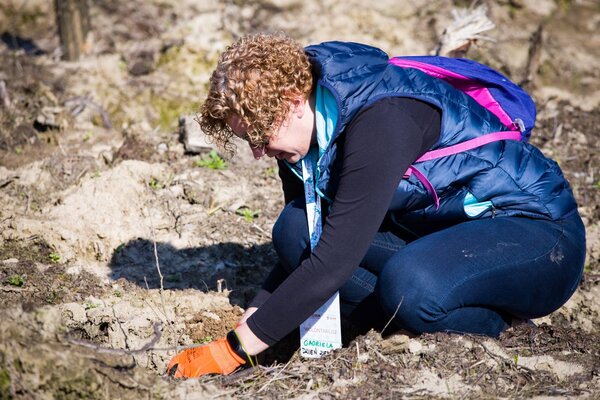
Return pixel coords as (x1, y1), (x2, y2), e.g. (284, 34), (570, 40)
(167, 33), (586, 378)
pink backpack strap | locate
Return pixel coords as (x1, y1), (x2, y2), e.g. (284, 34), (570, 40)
(405, 166), (440, 209)
(415, 130), (522, 163)
(389, 58), (516, 130)
(404, 130), (522, 210)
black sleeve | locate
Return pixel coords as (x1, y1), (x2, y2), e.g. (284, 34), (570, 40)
(246, 160), (304, 309)
(247, 97), (441, 344)
(278, 159), (304, 205)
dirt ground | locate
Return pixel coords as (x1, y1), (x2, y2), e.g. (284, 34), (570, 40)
(1, 0), (599, 398)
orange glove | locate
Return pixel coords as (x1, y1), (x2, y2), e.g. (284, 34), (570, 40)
(167, 331), (253, 378)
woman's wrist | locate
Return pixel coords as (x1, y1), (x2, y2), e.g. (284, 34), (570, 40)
(237, 306), (258, 326)
(234, 322), (269, 356)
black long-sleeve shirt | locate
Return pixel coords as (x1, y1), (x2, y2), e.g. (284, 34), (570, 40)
(247, 97), (441, 345)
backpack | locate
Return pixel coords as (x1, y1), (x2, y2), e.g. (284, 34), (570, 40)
(388, 56), (537, 208)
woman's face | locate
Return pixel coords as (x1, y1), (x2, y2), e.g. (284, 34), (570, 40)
(227, 97), (315, 163)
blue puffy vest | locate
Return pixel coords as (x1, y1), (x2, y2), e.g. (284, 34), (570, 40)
(300, 41), (578, 224)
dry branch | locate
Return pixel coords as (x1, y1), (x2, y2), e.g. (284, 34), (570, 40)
(0, 81), (11, 109)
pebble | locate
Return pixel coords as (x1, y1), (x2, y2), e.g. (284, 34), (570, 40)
(408, 339), (423, 354)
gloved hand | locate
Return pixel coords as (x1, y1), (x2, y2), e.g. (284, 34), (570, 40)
(166, 337), (246, 378)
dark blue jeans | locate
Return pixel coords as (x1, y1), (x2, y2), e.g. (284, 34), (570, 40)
(272, 198), (586, 336)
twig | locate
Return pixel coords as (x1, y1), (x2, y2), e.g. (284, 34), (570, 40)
(1, 286), (34, 292)
(521, 24), (544, 88)
(477, 340), (536, 373)
(381, 297), (403, 336)
(66, 322), (163, 355)
(0, 80), (11, 109)
(142, 276), (184, 350)
(24, 191), (31, 214)
(64, 95), (113, 129)
(251, 223), (269, 237)
(367, 344), (393, 364)
(93, 368), (140, 389)
(472, 365), (494, 386)
(146, 206), (180, 353)
(0, 215), (14, 225)
(257, 358), (294, 393)
(149, 215), (165, 294)
(111, 305), (132, 353)
(0, 176), (18, 189)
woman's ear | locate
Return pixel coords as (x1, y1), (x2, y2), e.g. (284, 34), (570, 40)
(283, 90), (306, 117)
(291, 95), (307, 118)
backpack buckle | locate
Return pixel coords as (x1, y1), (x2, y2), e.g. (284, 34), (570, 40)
(513, 118), (525, 132)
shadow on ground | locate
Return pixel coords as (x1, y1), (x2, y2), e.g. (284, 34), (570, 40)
(108, 238), (277, 308)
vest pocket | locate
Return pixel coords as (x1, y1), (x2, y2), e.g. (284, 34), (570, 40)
(463, 191), (493, 218)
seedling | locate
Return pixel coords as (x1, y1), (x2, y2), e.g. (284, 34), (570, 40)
(5, 274), (25, 287)
(49, 252), (61, 263)
(207, 197), (222, 216)
(263, 166), (279, 177)
(46, 290), (59, 304)
(149, 178), (162, 190)
(195, 335), (213, 344)
(82, 131), (92, 142)
(84, 301), (100, 310)
(236, 207), (259, 222)
(194, 150), (227, 170)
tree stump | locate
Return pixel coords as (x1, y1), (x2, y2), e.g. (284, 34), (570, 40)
(55, 0), (90, 61)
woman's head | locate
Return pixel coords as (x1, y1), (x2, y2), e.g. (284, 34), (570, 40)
(200, 33), (313, 154)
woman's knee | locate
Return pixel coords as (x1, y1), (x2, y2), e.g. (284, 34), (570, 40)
(272, 198), (311, 273)
(376, 258), (444, 333)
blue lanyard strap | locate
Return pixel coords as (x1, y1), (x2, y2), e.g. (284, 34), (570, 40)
(301, 148), (322, 249)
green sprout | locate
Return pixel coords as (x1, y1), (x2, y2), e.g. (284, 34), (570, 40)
(149, 178), (162, 190)
(82, 131), (93, 142)
(236, 207), (260, 222)
(49, 252), (61, 263)
(84, 301), (100, 310)
(46, 290), (60, 304)
(263, 166), (279, 177)
(194, 150), (227, 170)
(194, 335), (213, 345)
(5, 274), (25, 287)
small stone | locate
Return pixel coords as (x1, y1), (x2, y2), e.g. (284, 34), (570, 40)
(381, 333), (410, 354)
(408, 339), (423, 354)
(157, 143), (168, 152)
(178, 115), (217, 154)
(62, 303), (88, 324)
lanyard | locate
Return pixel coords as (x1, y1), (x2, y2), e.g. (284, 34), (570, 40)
(299, 149), (342, 358)
(301, 148), (322, 249)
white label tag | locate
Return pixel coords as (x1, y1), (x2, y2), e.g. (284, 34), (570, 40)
(299, 292), (342, 358)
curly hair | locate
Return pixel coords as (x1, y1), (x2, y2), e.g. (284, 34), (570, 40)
(199, 33), (313, 153)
